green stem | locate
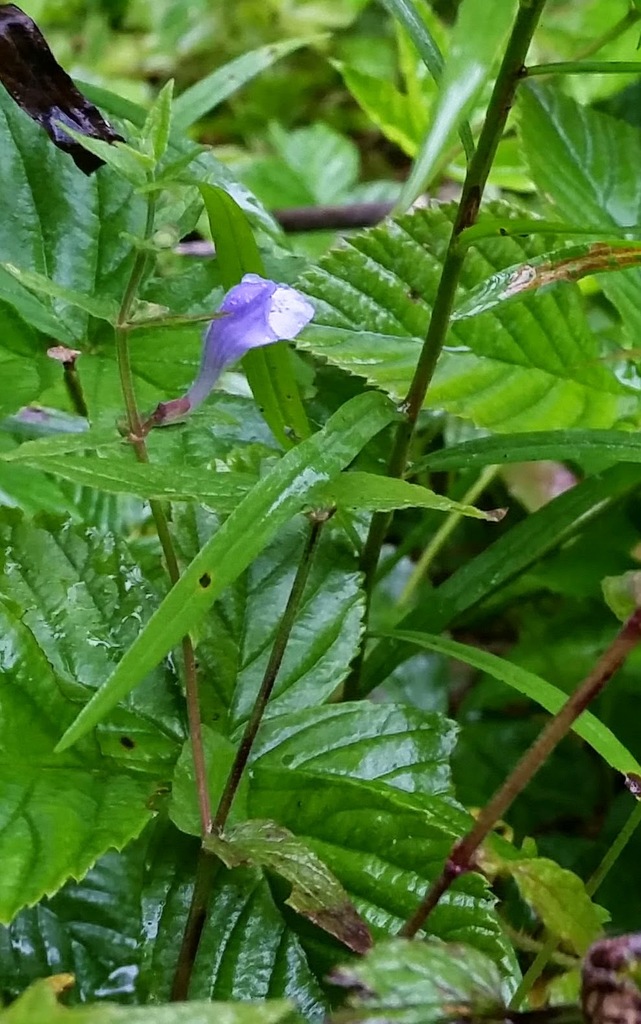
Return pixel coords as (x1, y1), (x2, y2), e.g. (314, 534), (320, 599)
(510, 797), (641, 1008)
(170, 512), (327, 1001)
(397, 466), (498, 609)
(400, 607), (641, 938)
(115, 192), (212, 837)
(213, 512), (327, 831)
(573, 7), (641, 60)
(351, 0), (548, 699)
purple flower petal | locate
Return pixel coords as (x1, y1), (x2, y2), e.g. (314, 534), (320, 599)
(150, 274), (314, 427)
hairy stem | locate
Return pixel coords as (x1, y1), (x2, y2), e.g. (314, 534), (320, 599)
(400, 607), (641, 938)
(349, 0), (548, 699)
(115, 194), (212, 836)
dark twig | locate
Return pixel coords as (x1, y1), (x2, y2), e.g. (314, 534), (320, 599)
(400, 608), (641, 938)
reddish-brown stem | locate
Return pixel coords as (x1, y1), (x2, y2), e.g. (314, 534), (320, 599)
(401, 607), (641, 938)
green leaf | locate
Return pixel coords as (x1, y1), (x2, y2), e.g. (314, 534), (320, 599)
(56, 125), (154, 185)
(361, 463), (641, 693)
(334, 64), (423, 157)
(1, 263), (119, 322)
(399, 0), (518, 207)
(206, 820), (372, 954)
(519, 84), (641, 344)
(141, 79), (174, 163)
(330, 937), (506, 1024)
(377, 0), (474, 159)
(10, 454), (256, 508)
(139, 824), (326, 1012)
(508, 858), (606, 954)
(176, 515), (364, 734)
(0, 85), (144, 347)
(198, 183), (310, 447)
(169, 726), (249, 836)
(0, 976), (302, 1022)
(173, 38), (319, 132)
(249, 769), (517, 981)
(454, 241), (641, 320)
(385, 631), (640, 777)
(55, 392), (397, 751)
(0, 513), (183, 922)
(602, 570), (641, 622)
(0, 843), (146, 1002)
(250, 702), (457, 797)
(416, 430), (641, 472)
(321, 471), (505, 519)
(0, 429), (120, 461)
(299, 204), (629, 432)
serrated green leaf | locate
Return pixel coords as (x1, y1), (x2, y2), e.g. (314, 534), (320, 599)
(519, 84), (641, 344)
(0, 513), (183, 922)
(55, 392), (397, 750)
(198, 183), (310, 447)
(330, 937), (506, 1024)
(249, 768), (517, 982)
(206, 820), (372, 954)
(509, 858), (607, 954)
(335, 64), (423, 156)
(173, 39), (319, 132)
(56, 125), (154, 185)
(298, 204), (629, 432)
(250, 703), (457, 798)
(139, 824), (326, 1013)
(0, 975), (302, 1022)
(385, 631), (640, 777)
(399, 0), (518, 206)
(321, 471), (504, 519)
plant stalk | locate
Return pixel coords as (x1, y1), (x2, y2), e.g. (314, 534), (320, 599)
(170, 512), (327, 1000)
(115, 193), (212, 837)
(400, 607), (641, 938)
(350, 0), (548, 698)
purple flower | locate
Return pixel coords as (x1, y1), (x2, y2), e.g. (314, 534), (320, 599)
(151, 274), (314, 427)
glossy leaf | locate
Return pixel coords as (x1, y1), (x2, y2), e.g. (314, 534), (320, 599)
(321, 471), (505, 519)
(55, 392), (397, 750)
(199, 183), (310, 446)
(417, 430), (641, 472)
(10, 454), (256, 507)
(454, 242), (641, 320)
(509, 858), (606, 954)
(330, 937), (506, 1024)
(1, 263), (119, 321)
(249, 768), (517, 981)
(519, 84), (641, 344)
(141, 80), (174, 163)
(250, 702), (457, 798)
(0, 513), (183, 922)
(0, 975), (302, 1022)
(385, 631), (640, 777)
(298, 203), (629, 432)
(399, 0), (518, 207)
(206, 820), (372, 954)
(175, 514), (363, 734)
(173, 39), (317, 131)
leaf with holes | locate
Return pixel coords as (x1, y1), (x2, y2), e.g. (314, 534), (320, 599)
(298, 203), (631, 432)
(0, 511), (183, 922)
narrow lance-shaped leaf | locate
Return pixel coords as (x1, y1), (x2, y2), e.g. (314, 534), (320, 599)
(198, 183), (311, 446)
(320, 471), (506, 520)
(399, 0), (518, 208)
(206, 820), (372, 954)
(55, 391), (397, 751)
(454, 241), (641, 320)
